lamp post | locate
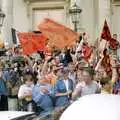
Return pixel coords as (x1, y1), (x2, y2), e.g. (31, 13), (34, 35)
(69, 2), (82, 32)
(0, 8), (5, 28)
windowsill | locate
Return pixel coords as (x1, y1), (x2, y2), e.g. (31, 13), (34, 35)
(24, 0), (67, 4)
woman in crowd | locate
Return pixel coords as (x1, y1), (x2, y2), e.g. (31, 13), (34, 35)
(18, 74), (35, 111)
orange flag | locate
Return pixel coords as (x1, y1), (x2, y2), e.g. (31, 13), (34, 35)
(38, 18), (78, 49)
(101, 20), (111, 41)
(18, 32), (47, 55)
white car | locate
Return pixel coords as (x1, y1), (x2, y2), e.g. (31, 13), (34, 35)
(0, 111), (52, 120)
(0, 111), (36, 120)
(60, 94), (120, 120)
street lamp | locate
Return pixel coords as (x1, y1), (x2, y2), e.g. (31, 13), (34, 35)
(0, 9), (5, 27)
(69, 2), (82, 32)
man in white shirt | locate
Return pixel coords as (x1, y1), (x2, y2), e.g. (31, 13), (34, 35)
(72, 67), (100, 100)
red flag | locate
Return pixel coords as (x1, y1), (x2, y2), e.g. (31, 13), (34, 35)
(38, 18), (78, 49)
(18, 33), (47, 55)
(101, 20), (111, 41)
(109, 38), (119, 50)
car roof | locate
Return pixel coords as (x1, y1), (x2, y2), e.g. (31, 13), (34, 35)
(0, 111), (34, 120)
(60, 94), (120, 120)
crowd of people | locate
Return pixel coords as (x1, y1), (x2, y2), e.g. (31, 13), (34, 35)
(0, 32), (120, 119)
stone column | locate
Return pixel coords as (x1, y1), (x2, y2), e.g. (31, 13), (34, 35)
(0, 0), (2, 8)
(1, 0), (13, 46)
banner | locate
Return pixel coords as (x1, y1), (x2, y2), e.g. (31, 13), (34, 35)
(38, 18), (78, 49)
(18, 33), (47, 55)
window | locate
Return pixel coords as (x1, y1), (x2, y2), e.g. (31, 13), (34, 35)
(32, 8), (65, 30)
(112, 0), (120, 4)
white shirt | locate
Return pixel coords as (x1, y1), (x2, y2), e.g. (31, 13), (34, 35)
(64, 80), (69, 91)
(117, 48), (120, 59)
(69, 72), (76, 87)
(76, 39), (84, 53)
(62, 54), (65, 59)
(75, 81), (99, 97)
(18, 84), (34, 99)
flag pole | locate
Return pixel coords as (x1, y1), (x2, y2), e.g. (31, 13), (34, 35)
(96, 37), (99, 63)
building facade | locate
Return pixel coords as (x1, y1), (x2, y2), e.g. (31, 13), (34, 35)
(0, 0), (120, 45)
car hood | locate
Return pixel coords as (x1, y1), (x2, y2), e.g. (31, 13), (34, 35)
(60, 94), (120, 120)
(0, 111), (34, 120)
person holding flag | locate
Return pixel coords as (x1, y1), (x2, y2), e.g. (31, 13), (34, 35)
(96, 20), (119, 78)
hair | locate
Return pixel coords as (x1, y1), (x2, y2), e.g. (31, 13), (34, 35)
(100, 77), (111, 87)
(116, 67), (120, 78)
(83, 66), (95, 76)
(63, 69), (69, 75)
(53, 68), (61, 75)
(83, 32), (86, 36)
(79, 35), (82, 41)
(113, 34), (117, 36)
(23, 74), (33, 83)
(77, 36), (82, 43)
